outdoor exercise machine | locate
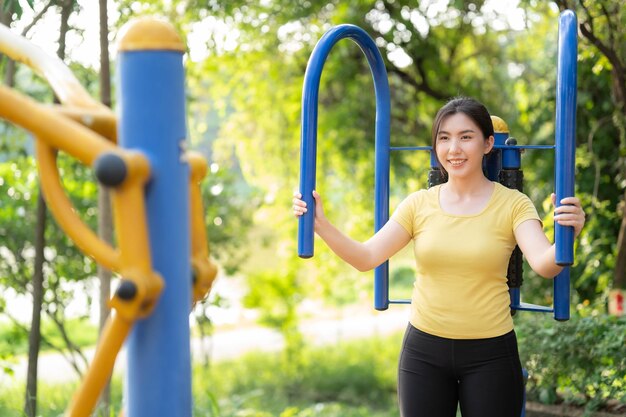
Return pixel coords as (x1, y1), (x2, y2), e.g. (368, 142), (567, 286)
(0, 18), (217, 417)
(297, 11), (578, 322)
(297, 10), (578, 417)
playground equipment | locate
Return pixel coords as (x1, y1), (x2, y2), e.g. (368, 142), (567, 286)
(0, 18), (217, 417)
(297, 11), (578, 321)
(297, 12), (577, 417)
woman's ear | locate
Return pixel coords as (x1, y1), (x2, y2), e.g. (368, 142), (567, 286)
(484, 135), (495, 154)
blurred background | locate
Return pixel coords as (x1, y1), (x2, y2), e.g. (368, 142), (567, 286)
(0, 0), (624, 416)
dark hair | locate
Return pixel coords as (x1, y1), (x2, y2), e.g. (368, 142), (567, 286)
(431, 97), (494, 174)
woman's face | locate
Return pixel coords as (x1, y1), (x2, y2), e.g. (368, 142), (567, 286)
(435, 112), (494, 179)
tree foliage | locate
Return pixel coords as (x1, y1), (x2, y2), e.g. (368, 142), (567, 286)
(159, 0), (622, 310)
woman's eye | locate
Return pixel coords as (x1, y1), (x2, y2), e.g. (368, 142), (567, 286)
(438, 136), (448, 141)
(461, 135), (471, 140)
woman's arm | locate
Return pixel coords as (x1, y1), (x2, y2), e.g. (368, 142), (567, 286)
(293, 190), (411, 271)
(514, 194), (585, 278)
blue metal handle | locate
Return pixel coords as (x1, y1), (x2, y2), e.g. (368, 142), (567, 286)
(298, 25), (391, 256)
(297, 24), (391, 309)
(554, 10), (577, 266)
(554, 10), (577, 321)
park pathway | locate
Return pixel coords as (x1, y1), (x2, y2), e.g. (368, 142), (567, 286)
(5, 304), (411, 383)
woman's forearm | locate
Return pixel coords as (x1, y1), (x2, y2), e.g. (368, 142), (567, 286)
(315, 218), (375, 272)
(529, 243), (564, 279)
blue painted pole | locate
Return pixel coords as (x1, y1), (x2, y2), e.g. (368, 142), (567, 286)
(297, 24), (391, 310)
(554, 268), (570, 321)
(429, 150), (438, 169)
(554, 10), (577, 265)
(118, 20), (192, 416)
(485, 130), (507, 181)
(554, 10), (577, 320)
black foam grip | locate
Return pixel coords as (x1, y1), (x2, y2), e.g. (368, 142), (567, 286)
(499, 169), (525, 289)
(428, 168), (446, 188)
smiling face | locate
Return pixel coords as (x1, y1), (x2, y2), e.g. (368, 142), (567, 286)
(435, 112), (494, 179)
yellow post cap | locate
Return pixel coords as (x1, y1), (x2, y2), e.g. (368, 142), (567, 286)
(118, 18), (185, 52)
(490, 115), (509, 133)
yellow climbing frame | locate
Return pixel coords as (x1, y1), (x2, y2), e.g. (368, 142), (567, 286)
(0, 22), (217, 417)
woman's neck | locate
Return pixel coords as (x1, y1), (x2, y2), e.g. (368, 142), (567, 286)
(444, 174), (492, 197)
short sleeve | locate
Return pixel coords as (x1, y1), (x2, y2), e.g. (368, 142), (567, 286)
(512, 192), (541, 230)
(390, 193), (417, 237)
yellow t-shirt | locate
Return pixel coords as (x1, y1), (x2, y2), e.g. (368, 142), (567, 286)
(391, 182), (540, 339)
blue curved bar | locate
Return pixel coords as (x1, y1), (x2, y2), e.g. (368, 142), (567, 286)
(554, 10), (577, 320)
(297, 25), (391, 309)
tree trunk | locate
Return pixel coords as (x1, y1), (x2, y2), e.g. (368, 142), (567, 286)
(614, 165), (626, 290)
(0, 1), (16, 87)
(564, 0), (626, 290)
(56, 1), (72, 61)
(97, 192), (113, 413)
(1, 1), (55, 87)
(24, 193), (46, 417)
(607, 71), (626, 291)
(24, 2), (74, 416)
(97, 0), (113, 413)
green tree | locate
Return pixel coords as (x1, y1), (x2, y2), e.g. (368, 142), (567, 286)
(552, 0), (626, 295)
(176, 0), (583, 310)
(0, 0), (100, 392)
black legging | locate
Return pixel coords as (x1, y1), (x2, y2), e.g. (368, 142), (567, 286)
(398, 324), (524, 417)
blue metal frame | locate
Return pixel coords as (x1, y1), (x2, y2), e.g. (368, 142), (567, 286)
(298, 12), (577, 319)
(385, 11), (577, 319)
(298, 12), (578, 417)
(119, 50), (192, 416)
(296, 24), (392, 310)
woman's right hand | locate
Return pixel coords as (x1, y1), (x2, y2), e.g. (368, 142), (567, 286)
(292, 190), (326, 228)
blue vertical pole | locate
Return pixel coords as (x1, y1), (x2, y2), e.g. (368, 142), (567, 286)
(485, 129), (507, 181)
(297, 25), (391, 310)
(553, 268), (570, 321)
(118, 20), (191, 416)
(554, 10), (577, 321)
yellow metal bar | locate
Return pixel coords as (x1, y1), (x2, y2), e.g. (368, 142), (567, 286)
(112, 152), (152, 272)
(36, 141), (121, 271)
(0, 22), (169, 417)
(0, 85), (113, 165)
(189, 152), (209, 261)
(66, 314), (132, 417)
(52, 105), (118, 143)
(0, 23), (104, 110)
(108, 151), (164, 320)
(188, 152), (218, 303)
(0, 25), (117, 142)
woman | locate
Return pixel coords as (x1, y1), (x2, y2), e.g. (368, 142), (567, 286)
(292, 97), (585, 417)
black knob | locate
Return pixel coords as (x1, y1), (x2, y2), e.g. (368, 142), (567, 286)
(116, 280), (137, 300)
(505, 137), (518, 146)
(94, 153), (127, 187)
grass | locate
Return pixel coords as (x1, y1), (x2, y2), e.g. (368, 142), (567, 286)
(0, 317), (98, 357)
(0, 334), (404, 417)
(0, 312), (622, 416)
(191, 335), (402, 416)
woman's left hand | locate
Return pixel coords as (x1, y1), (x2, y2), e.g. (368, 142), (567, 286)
(552, 193), (586, 238)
